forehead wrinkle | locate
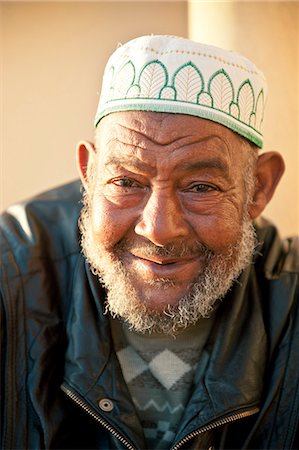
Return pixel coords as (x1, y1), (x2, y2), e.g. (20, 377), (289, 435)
(100, 120), (237, 176)
(114, 120), (226, 149)
(115, 123), (161, 148)
(106, 136), (148, 154)
(106, 130), (231, 156)
(116, 120), (188, 147)
(103, 137), (156, 173)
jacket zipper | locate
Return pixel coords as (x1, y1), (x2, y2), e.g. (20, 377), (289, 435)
(171, 406), (260, 450)
(61, 384), (135, 450)
(62, 384), (259, 450)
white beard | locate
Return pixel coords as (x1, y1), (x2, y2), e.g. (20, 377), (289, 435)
(79, 193), (257, 335)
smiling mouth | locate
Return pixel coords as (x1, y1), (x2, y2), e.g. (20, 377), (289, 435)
(121, 251), (203, 284)
(130, 252), (197, 267)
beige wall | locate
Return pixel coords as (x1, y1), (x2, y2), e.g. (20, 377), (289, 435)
(189, 1), (299, 236)
(1, 1), (298, 237)
(1, 1), (188, 207)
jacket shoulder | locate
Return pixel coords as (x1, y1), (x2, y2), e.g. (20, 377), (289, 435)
(255, 217), (299, 278)
(0, 180), (82, 261)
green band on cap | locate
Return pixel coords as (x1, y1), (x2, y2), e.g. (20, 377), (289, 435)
(95, 35), (267, 148)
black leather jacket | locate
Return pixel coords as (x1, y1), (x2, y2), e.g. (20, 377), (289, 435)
(1, 181), (299, 450)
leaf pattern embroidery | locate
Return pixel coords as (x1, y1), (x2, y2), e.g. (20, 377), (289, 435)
(255, 90), (264, 132)
(238, 81), (254, 124)
(97, 57), (265, 146)
(126, 84), (141, 98)
(139, 61), (167, 98)
(249, 112), (256, 128)
(173, 63), (203, 103)
(230, 103), (239, 119)
(198, 92), (212, 107)
(209, 70), (233, 113)
(160, 86), (176, 100)
(113, 61), (135, 99)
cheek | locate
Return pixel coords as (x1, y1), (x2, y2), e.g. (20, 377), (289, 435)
(91, 198), (136, 247)
(190, 204), (244, 253)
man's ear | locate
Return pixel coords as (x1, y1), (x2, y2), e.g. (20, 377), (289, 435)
(248, 151), (285, 220)
(76, 140), (96, 190)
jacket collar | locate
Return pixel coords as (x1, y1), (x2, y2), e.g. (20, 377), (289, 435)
(63, 257), (266, 445)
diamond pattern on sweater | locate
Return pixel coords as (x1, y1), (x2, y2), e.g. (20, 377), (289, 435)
(110, 316), (215, 450)
(149, 349), (191, 389)
(116, 346), (147, 383)
(130, 371), (163, 389)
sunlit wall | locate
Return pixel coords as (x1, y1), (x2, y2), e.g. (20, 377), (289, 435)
(188, 1), (299, 236)
(1, 1), (298, 236)
(1, 1), (188, 209)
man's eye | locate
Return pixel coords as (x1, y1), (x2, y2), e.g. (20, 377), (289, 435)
(112, 178), (140, 188)
(188, 183), (216, 193)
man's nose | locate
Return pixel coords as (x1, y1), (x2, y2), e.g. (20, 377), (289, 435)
(134, 189), (189, 246)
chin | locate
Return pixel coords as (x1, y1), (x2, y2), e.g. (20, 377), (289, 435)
(134, 283), (190, 313)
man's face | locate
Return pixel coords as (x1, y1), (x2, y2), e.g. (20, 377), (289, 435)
(80, 111), (256, 334)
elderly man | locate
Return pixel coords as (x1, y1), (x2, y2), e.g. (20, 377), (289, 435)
(1, 35), (298, 450)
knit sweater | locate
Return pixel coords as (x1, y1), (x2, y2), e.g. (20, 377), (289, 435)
(110, 317), (215, 449)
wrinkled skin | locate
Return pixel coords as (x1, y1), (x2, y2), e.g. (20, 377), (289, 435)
(77, 111), (284, 314)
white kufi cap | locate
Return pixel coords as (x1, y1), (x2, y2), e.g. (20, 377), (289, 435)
(95, 35), (267, 148)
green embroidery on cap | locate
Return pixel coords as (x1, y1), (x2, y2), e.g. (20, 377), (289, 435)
(113, 61), (136, 100)
(138, 60), (168, 99)
(237, 80), (255, 124)
(208, 69), (234, 113)
(255, 89), (265, 133)
(172, 62), (204, 103)
(97, 58), (265, 147)
(229, 102), (240, 120)
(126, 84), (141, 98)
(160, 86), (176, 100)
(96, 101), (263, 147)
(197, 92), (213, 107)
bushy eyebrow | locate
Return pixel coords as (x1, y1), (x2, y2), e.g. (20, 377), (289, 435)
(180, 159), (229, 173)
(103, 155), (229, 181)
(103, 155), (155, 175)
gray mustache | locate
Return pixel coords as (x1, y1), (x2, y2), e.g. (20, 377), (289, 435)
(115, 239), (213, 259)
